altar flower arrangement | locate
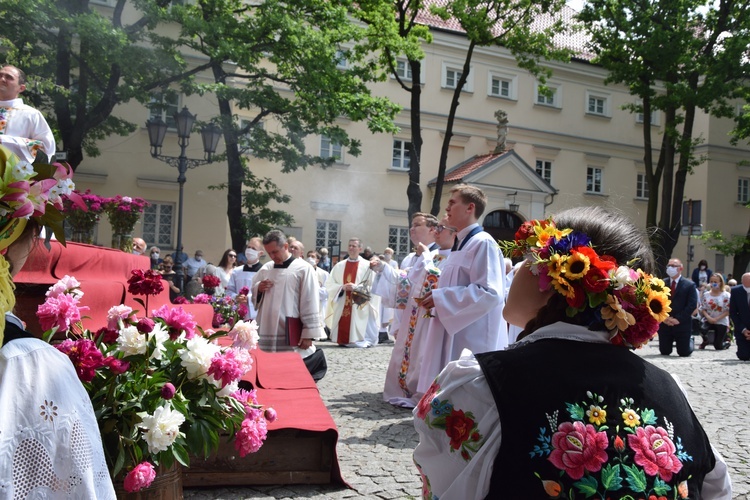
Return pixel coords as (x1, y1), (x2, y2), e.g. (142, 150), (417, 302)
(192, 288), (250, 328)
(201, 274), (221, 295)
(499, 218), (672, 348)
(63, 189), (105, 233)
(103, 195), (149, 234)
(40, 272), (273, 493)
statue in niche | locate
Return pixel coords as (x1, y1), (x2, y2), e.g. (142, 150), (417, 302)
(494, 109), (508, 153)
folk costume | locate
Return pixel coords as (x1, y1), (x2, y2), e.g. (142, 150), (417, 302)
(382, 248), (449, 407)
(326, 256), (379, 347)
(251, 256), (324, 358)
(0, 98), (55, 162)
(420, 224), (507, 384)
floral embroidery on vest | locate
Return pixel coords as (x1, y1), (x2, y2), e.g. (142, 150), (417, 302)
(0, 107), (10, 134)
(531, 391), (694, 498)
(417, 381), (485, 462)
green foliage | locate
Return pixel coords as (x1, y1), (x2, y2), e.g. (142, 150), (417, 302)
(0, 0), (185, 168)
(698, 229), (750, 257)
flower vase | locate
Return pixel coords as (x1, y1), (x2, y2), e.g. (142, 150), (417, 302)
(115, 463), (183, 499)
(71, 227), (95, 245)
(112, 232), (133, 253)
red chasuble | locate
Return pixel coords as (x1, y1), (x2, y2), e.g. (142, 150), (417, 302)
(336, 259), (359, 345)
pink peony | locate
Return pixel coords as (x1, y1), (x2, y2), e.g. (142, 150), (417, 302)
(231, 388), (259, 407)
(237, 304), (249, 318)
(549, 421), (609, 480)
(264, 407), (277, 423)
(628, 425), (683, 481)
(103, 356), (130, 374)
(123, 462), (156, 493)
(152, 305), (197, 339)
(234, 408), (268, 457)
(107, 304), (134, 330)
(207, 349), (250, 388)
(136, 317), (155, 334)
(212, 313), (226, 328)
(173, 296), (189, 304)
(94, 327), (119, 344)
(127, 269), (164, 296)
(56, 338), (106, 382)
(45, 275), (82, 299)
(161, 382), (176, 400)
(37, 293), (88, 332)
(192, 293), (211, 304)
(228, 320), (259, 350)
(238, 287), (250, 296)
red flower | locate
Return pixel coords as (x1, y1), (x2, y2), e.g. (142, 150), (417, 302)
(582, 265), (611, 293)
(614, 435), (625, 452)
(123, 462), (156, 493)
(127, 269), (164, 297)
(173, 296), (189, 304)
(566, 281), (587, 309)
(56, 338), (106, 383)
(628, 425), (683, 481)
(202, 275), (221, 288)
(136, 317), (155, 334)
(514, 220), (536, 243)
(239, 287), (250, 296)
(416, 382), (440, 419)
(444, 409), (475, 450)
(549, 421), (609, 480)
(94, 327), (119, 344)
(104, 356), (130, 374)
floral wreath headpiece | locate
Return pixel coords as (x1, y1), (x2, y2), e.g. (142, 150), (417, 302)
(500, 218), (672, 348)
(0, 145), (84, 340)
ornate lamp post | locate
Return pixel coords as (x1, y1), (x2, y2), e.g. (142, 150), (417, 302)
(146, 106), (222, 290)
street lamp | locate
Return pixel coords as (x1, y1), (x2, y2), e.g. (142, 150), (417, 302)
(507, 191), (519, 213)
(146, 106), (222, 290)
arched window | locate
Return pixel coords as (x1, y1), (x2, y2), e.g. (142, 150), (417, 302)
(483, 210), (524, 245)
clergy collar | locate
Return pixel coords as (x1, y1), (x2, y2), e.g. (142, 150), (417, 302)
(428, 242), (439, 251)
(456, 222), (480, 241)
(5, 312), (24, 330)
(0, 98), (23, 107)
(347, 256), (360, 262)
(244, 261), (263, 272)
(273, 256), (295, 268)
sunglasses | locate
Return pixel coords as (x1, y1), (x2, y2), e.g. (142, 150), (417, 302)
(229, 254), (237, 258)
(435, 224), (457, 234)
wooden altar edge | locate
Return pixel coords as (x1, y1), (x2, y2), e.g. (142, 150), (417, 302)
(182, 387), (343, 487)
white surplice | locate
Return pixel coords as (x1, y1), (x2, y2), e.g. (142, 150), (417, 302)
(382, 248), (450, 407)
(418, 225), (506, 391)
(0, 316), (115, 499)
(226, 262), (263, 320)
(0, 98), (56, 162)
(325, 257), (380, 347)
(251, 258), (324, 358)
(372, 252), (420, 340)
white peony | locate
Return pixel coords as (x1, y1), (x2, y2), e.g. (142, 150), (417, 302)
(138, 405), (186, 454)
(178, 336), (221, 379)
(217, 380), (239, 398)
(228, 320), (259, 350)
(116, 325), (148, 356)
(147, 323), (170, 361)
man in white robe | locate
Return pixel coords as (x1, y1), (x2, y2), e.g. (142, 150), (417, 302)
(251, 230), (324, 358)
(419, 184), (507, 380)
(326, 237), (379, 347)
(371, 213), (439, 342)
(307, 249), (330, 340)
(227, 237), (264, 320)
(0, 65), (55, 162)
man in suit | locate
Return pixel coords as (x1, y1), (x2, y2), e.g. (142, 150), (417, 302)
(659, 258), (698, 357)
(729, 272), (750, 361)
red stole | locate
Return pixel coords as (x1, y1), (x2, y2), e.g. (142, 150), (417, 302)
(337, 259), (359, 345)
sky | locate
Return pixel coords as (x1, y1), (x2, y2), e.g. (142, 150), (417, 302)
(566, 0), (585, 12)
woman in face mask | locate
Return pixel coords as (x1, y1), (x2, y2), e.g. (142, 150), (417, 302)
(698, 273), (731, 350)
(149, 246), (162, 271)
(691, 259), (713, 291)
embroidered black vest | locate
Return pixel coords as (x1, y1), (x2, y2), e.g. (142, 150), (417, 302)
(476, 340), (715, 500)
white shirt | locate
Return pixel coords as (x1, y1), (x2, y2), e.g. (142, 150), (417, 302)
(0, 98), (56, 162)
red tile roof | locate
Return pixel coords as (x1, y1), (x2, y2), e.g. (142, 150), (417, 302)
(429, 151), (508, 186)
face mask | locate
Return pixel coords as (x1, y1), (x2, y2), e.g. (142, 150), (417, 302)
(245, 248), (259, 263)
(152, 253), (159, 259)
(666, 266), (679, 278)
(710, 282), (719, 288)
(700, 265), (706, 270)
(306, 257), (317, 266)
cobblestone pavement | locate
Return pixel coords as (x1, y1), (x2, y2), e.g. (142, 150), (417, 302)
(185, 339), (750, 499)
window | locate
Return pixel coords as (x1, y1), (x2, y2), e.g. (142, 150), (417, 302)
(148, 93), (179, 129)
(535, 160), (552, 183)
(388, 226), (410, 258)
(392, 139), (411, 170)
(586, 167), (603, 194)
(320, 135), (342, 161)
(738, 178), (750, 203)
(315, 220), (340, 252)
(395, 60), (413, 81)
(488, 72), (516, 100)
(239, 119), (263, 153)
(636, 173), (649, 199)
(142, 202), (175, 248)
(636, 110), (661, 126)
(535, 84), (560, 108)
(442, 63), (472, 92)
(335, 50), (348, 69)
(585, 91), (610, 117)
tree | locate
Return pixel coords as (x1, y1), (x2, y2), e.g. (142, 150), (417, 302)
(0, 0), (187, 169)
(578, 0), (750, 272)
(167, 0), (400, 251)
(428, 0), (571, 215)
(354, 0), (433, 221)
(698, 226), (750, 279)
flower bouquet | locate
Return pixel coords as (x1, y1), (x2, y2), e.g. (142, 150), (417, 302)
(190, 288), (250, 328)
(40, 270), (273, 493)
(201, 274), (221, 295)
(103, 195), (149, 251)
(63, 189), (105, 243)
